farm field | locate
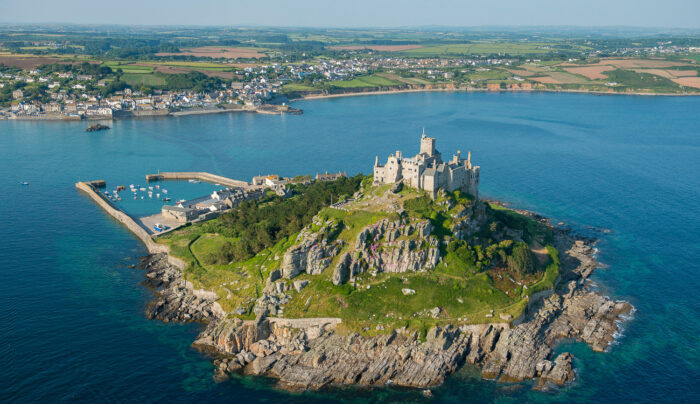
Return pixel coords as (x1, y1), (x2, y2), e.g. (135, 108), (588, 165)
(121, 73), (165, 87)
(329, 74), (402, 88)
(563, 65), (615, 80)
(329, 45), (424, 51)
(398, 42), (570, 57)
(156, 46), (268, 59)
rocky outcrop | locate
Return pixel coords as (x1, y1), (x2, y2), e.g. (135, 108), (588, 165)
(331, 218), (440, 285)
(451, 201), (487, 240)
(141, 253), (224, 322)
(479, 282), (631, 383)
(281, 219), (344, 279)
(192, 229), (633, 391)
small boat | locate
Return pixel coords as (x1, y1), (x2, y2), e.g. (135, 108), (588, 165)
(156, 193), (160, 198)
(162, 189), (168, 194)
(155, 185), (160, 189)
(188, 179), (201, 183)
(141, 196), (144, 199)
(139, 187), (146, 192)
(162, 197), (171, 201)
(214, 183), (221, 186)
(148, 186), (153, 191)
(134, 197), (137, 200)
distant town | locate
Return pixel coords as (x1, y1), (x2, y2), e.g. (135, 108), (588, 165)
(1, 25), (699, 120)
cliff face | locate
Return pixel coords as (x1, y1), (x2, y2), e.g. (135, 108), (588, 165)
(139, 195), (633, 391)
(186, 229), (632, 390)
(193, 280), (630, 390)
(141, 254), (224, 322)
(281, 215), (442, 287)
(281, 219), (344, 279)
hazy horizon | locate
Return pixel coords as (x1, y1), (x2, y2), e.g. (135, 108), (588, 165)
(1, 0), (699, 30)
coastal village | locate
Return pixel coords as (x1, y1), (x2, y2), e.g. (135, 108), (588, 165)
(5, 40), (698, 120)
(0, 56), (520, 119)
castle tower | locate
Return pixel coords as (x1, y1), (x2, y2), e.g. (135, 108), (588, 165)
(374, 156), (379, 167)
(467, 151), (472, 168)
(420, 130), (436, 156)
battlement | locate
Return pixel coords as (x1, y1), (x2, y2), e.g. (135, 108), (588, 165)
(373, 131), (479, 199)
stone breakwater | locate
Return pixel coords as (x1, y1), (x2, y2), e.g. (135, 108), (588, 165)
(138, 220), (632, 391)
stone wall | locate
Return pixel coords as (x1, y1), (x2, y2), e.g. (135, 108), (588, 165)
(146, 171), (250, 188)
(75, 181), (185, 270)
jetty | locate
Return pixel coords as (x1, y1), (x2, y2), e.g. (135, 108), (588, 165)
(75, 180), (185, 270)
(146, 171), (250, 188)
(76, 171), (257, 263)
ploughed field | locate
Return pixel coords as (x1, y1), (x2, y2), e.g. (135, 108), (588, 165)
(157, 176), (559, 335)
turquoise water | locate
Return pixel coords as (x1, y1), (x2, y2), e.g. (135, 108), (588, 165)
(1, 92), (698, 403)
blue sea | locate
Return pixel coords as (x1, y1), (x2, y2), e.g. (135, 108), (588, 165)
(1, 92), (698, 403)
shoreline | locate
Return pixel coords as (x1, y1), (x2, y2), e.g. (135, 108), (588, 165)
(4, 85), (696, 122)
(1, 104), (301, 122)
(291, 86), (700, 102)
(79, 175), (633, 391)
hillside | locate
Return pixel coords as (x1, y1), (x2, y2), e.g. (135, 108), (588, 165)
(157, 176), (559, 335)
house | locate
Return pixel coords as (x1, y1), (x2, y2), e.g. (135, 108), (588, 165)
(162, 205), (198, 223)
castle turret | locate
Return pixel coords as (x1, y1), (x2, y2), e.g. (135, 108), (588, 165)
(374, 156), (379, 167)
(420, 131), (436, 156)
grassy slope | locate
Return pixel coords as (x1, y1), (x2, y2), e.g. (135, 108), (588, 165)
(158, 183), (561, 334)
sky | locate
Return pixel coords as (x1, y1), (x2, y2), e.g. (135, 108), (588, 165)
(0, 0), (699, 29)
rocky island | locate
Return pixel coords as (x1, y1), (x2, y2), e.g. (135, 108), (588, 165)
(136, 133), (632, 391)
(85, 123), (110, 132)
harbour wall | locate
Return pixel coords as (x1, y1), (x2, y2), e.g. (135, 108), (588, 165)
(146, 171), (250, 188)
(75, 181), (185, 270)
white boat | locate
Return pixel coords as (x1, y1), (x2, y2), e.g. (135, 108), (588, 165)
(148, 186), (153, 191)
(139, 187), (146, 192)
(156, 193), (160, 198)
(162, 189), (168, 194)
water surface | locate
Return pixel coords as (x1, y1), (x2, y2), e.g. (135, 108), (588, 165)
(1, 92), (698, 403)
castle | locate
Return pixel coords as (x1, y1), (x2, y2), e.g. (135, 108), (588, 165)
(373, 131), (480, 199)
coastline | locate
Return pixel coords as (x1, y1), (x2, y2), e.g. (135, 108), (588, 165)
(79, 175), (633, 392)
(291, 86), (700, 102)
(2, 104), (301, 122)
(3, 85), (696, 122)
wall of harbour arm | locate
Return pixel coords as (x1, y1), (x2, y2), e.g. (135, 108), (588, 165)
(145, 172), (250, 188)
(75, 181), (186, 270)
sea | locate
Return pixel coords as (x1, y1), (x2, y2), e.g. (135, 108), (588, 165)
(1, 92), (698, 403)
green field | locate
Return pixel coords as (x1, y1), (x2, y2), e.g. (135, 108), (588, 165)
(400, 42), (563, 57)
(280, 83), (318, 93)
(605, 69), (682, 92)
(121, 73), (165, 87)
(330, 74), (402, 89)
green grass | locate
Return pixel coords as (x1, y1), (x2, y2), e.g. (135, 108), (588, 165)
(526, 246), (560, 295)
(280, 83), (318, 93)
(604, 69), (682, 93)
(121, 73), (165, 87)
(399, 42), (568, 57)
(330, 74), (402, 89)
(156, 183), (561, 333)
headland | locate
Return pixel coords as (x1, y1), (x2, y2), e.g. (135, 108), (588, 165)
(77, 133), (633, 392)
